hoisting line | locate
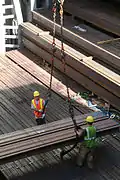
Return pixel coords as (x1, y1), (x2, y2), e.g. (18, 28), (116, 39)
(58, 0), (80, 159)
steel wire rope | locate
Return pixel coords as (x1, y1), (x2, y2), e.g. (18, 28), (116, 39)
(58, 0), (80, 159)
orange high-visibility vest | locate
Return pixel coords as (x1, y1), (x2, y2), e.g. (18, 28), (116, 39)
(32, 98), (44, 118)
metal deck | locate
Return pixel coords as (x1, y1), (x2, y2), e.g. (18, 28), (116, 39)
(0, 50), (120, 180)
(0, 50), (90, 179)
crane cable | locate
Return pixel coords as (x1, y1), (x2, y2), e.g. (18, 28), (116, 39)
(59, 0), (78, 132)
(59, 0), (80, 159)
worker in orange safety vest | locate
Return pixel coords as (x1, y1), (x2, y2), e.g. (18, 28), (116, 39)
(31, 91), (46, 125)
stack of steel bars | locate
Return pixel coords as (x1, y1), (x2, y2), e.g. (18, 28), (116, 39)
(0, 112), (119, 165)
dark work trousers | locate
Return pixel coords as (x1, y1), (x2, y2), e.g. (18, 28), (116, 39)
(36, 117), (46, 125)
(77, 143), (95, 169)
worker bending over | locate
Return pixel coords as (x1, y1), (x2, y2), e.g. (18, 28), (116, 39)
(76, 116), (98, 169)
(31, 91), (46, 125)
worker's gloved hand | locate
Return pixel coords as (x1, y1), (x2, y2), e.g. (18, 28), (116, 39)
(42, 114), (45, 119)
(38, 110), (43, 113)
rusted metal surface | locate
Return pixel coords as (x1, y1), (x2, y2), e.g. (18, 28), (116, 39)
(31, 11), (120, 72)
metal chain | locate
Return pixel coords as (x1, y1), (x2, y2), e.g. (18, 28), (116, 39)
(58, 1), (80, 159)
(59, 0), (65, 71)
(59, 0), (78, 132)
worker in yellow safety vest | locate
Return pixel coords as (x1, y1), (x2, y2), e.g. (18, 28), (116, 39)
(76, 116), (98, 169)
(31, 91), (46, 125)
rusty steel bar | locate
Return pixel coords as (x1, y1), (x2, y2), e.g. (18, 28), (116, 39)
(0, 113), (119, 165)
(0, 113), (105, 145)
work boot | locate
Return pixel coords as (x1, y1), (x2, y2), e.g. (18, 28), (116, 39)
(87, 155), (94, 169)
(76, 160), (83, 167)
(87, 161), (93, 169)
(76, 155), (84, 167)
(76, 161), (83, 167)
